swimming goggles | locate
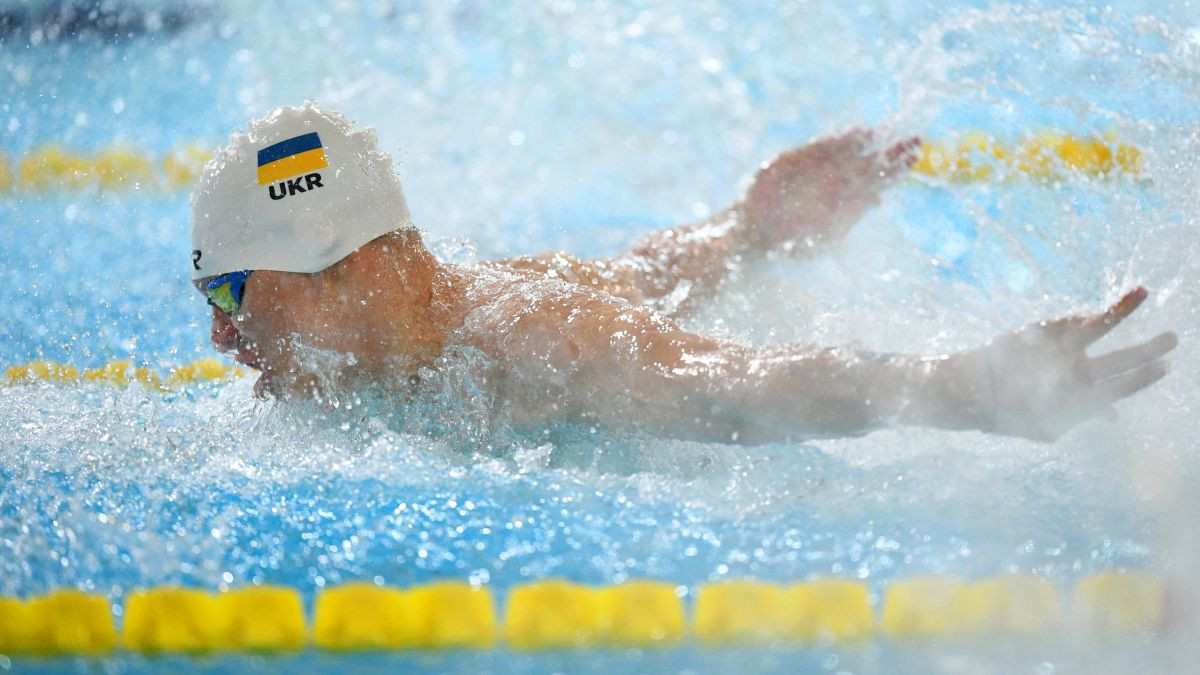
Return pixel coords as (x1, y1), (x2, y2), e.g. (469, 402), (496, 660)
(204, 270), (253, 315)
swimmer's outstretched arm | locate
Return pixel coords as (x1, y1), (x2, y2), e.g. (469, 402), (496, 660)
(501, 130), (920, 313)
(495, 286), (1174, 443)
(634, 128), (922, 262)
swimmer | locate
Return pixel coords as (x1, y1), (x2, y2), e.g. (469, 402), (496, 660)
(192, 104), (1177, 444)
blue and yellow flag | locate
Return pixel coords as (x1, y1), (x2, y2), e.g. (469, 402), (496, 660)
(257, 132), (327, 185)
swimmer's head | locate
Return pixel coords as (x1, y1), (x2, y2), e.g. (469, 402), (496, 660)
(190, 102), (411, 280)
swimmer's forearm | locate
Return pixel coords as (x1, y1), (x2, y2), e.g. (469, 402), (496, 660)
(624, 207), (747, 268)
(891, 349), (995, 432)
(629, 204), (768, 260)
(690, 347), (994, 442)
(607, 207), (751, 311)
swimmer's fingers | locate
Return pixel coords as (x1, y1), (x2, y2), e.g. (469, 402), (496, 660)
(1076, 287), (1149, 347)
(1088, 359), (1170, 407)
(882, 135), (922, 177)
(1038, 287), (1149, 348)
(1086, 332), (1178, 379)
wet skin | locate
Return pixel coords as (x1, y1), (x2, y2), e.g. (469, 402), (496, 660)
(198, 129), (1177, 443)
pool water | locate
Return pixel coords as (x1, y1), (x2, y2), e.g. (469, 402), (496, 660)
(2, 1), (1199, 672)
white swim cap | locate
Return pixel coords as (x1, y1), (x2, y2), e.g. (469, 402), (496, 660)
(190, 102), (411, 279)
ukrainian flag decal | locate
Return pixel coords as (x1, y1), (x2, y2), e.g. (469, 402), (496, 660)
(257, 132), (327, 185)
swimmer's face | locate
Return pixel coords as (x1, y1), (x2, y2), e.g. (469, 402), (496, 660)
(197, 266), (379, 398)
(195, 231), (435, 399)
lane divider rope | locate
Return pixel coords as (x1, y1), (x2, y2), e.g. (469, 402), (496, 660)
(0, 143), (210, 193)
(3, 358), (247, 390)
(909, 131), (1144, 182)
(0, 132), (1144, 195)
(0, 572), (1169, 655)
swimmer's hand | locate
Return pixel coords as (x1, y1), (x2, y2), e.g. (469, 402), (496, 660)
(967, 287), (1177, 441)
(738, 128), (920, 254)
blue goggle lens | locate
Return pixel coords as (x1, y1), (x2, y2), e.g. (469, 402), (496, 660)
(204, 270), (252, 315)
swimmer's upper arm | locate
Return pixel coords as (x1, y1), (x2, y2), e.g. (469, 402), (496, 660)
(553, 300), (760, 442)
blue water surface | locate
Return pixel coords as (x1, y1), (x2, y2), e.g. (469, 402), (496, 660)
(3, 1), (1199, 672)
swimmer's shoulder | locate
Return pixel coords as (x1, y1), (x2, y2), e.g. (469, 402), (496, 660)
(488, 251), (591, 284)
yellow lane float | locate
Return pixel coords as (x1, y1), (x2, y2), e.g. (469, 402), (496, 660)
(313, 582), (412, 651)
(219, 586), (306, 652)
(122, 588), (225, 653)
(883, 574), (1069, 640)
(1075, 571), (1165, 636)
(595, 580), (685, 646)
(880, 575), (968, 638)
(504, 580), (600, 650)
(785, 579), (875, 643)
(408, 581), (497, 649)
(312, 581), (495, 651)
(693, 579), (874, 645)
(693, 580), (788, 644)
(954, 574), (1062, 636)
(0, 591), (116, 655)
(503, 579), (686, 649)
